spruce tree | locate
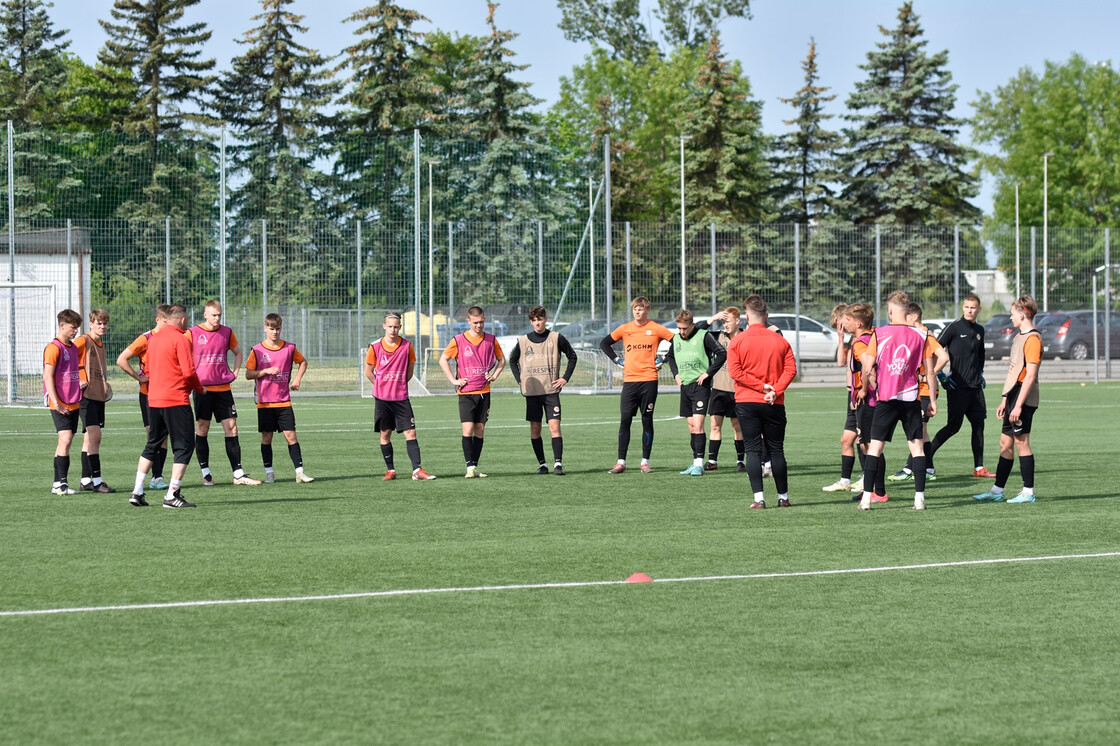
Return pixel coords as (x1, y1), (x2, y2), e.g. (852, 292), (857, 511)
(772, 39), (841, 224)
(838, 1), (978, 225)
(0, 0), (69, 125)
(215, 0), (341, 304)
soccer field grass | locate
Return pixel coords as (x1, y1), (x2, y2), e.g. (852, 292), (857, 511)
(3, 384), (1119, 744)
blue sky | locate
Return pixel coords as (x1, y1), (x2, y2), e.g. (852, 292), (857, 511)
(45, 0), (1120, 216)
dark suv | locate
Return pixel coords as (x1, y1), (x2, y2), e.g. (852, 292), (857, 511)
(1037, 310), (1120, 360)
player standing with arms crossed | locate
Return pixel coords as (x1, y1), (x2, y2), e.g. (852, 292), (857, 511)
(508, 306), (577, 475)
(665, 309), (726, 476)
(77, 309), (115, 493)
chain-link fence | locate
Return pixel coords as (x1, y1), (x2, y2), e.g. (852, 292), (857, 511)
(4, 124), (1118, 401)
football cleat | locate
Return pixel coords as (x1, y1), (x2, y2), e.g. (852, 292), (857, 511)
(973, 466), (997, 478)
(537, 465), (550, 475)
(871, 492), (889, 503)
(1007, 491), (1036, 503)
(264, 472), (276, 483)
(233, 474), (262, 486)
(822, 479), (852, 492)
(607, 463), (626, 475)
(704, 462), (719, 471)
(411, 468), (436, 481)
(295, 472), (315, 483)
(162, 491), (196, 508)
(383, 470), (397, 481)
(149, 476), (168, 490)
(973, 490), (1004, 502)
(888, 469), (913, 482)
(129, 493), (149, 507)
(201, 473), (216, 487)
(553, 464), (566, 476)
(849, 477), (864, 492)
(778, 497), (792, 508)
(749, 500), (765, 509)
(50, 484), (77, 495)
(736, 461), (747, 473)
(913, 495), (926, 510)
(640, 463), (653, 474)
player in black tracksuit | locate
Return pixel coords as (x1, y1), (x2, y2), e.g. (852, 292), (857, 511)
(928, 295), (993, 477)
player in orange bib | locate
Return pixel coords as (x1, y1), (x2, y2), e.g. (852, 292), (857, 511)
(599, 296), (675, 474)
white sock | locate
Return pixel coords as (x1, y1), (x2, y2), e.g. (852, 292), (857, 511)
(168, 478), (182, 498)
(295, 467), (304, 475)
(693, 457), (703, 467)
(915, 491), (925, 501)
(1022, 487), (1034, 496)
(991, 485), (1004, 495)
(617, 459), (626, 466)
(839, 478), (851, 485)
(641, 458), (649, 466)
(92, 476), (103, 486)
(133, 471), (146, 495)
(753, 491), (765, 502)
(233, 468), (245, 479)
(266, 466), (275, 475)
(778, 493), (788, 501)
(201, 467), (212, 478)
(81, 477), (93, 486)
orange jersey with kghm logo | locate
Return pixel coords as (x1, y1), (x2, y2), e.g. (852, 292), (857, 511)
(611, 320), (675, 382)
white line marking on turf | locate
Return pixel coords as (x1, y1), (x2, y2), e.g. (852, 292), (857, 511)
(2, 552), (1117, 618)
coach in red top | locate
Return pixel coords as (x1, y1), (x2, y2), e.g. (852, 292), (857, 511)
(129, 304), (205, 508)
(727, 295), (797, 509)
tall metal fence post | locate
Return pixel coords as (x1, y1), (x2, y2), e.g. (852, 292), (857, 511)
(413, 129), (421, 348)
(1094, 274), (1099, 384)
(1030, 227), (1036, 299)
(709, 223), (716, 314)
(1106, 228), (1111, 379)
(447, 221), (454, 321)
(953, 225), (960, 309)
(604, 134), (612, 328)
(261, 219), (267, 321)
(7, 120), (14, 402)
(66, 219), (72, 309)
(356, 220), (362, 353)
(794, 223), (801, 368)
(875, 225), (882, 323)
(219, 125), (227, 311)
(537, 221), (544, 306)
(164, 217), (171, 304)
(625, 221), (631, 305)
(588, 177), (595, 319)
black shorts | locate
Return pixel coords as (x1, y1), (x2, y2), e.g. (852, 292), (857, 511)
(79, 398), (107, 431)
(51, 408), (80, 433)
(620, 381), (658, 418)
(194, 389), (237, 422)
(920, 395), (931, 424)
(947, 387), (987, 421)
(376, 399), (417, 432)
(144, 405), (195, 464)
(679, 382), (711, 418)
(458, 393), (490, 424)
(139, 392), (150, 427)
(869, 399), (923, 443)
(708, 388), (735, 418)
(257, 407), (297, 433)
(844, 406), (858, 433)
(856, 402), (875, 445)
(525, 393), (562, 422)
(1001, 399), (1037, 436)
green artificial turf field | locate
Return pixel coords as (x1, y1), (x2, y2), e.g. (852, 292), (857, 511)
(2, 383), (1119, 744)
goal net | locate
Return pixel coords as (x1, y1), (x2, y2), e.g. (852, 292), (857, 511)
(0, 283), (57, 403)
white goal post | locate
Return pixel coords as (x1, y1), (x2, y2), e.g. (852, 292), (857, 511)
(1, 282), (57, 403)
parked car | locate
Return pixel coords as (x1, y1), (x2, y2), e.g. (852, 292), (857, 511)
(561, 319), (611, 350)
(983, 314), (1015, 359)
(496, 321), (572, 356)
(765, 314), (840, 361)
(1037, 310), (1120, 360)
(923, 318), (956, 337)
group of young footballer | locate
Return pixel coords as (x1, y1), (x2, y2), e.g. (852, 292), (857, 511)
(42, 289), (1041, 508)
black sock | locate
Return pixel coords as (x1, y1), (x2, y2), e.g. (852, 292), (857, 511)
(912, 456), (927, 492)
(551, 436), (563, 464)
(856, 447), (866, 471)
(225, 436), (242, 472)
(462, 436), (474, 466)
(90, 453), (101, 480)
(54, 455), (67, 484)
(261, 443), (273, 468)
(923, 440), (933, 471)
(196, 435), (209, 469)
(406, 439), (421, 470)
(841, 454), (855, 480)
(876, 455), (887, 495)
(531, 436), (546, 466)
(690, 432), (705, 460)
(708, 439), (721, 462)
(472, 437), (484, 466)
(1019, 455), (1034, 489)
(81, 451), (91, 480)
(863, 455), (881, 495)
(734, 438), (744, 461)
(288, 442), (303, 469)
(153, 447), (168, 479)
(995, 455), (1014, 489)
(905, 453), (913, 472)
(382, 442), (395, 471)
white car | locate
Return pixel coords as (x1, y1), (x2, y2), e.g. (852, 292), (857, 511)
(764, 314), (839, 361)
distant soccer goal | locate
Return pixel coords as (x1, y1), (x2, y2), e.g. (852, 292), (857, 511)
(0, 282), (58, 403)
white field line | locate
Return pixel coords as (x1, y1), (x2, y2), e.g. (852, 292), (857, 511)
(2, 551), (1117, 619)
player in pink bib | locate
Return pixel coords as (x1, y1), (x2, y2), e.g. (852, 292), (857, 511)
(246, 313), (313, 484)
(366, 312), (436, 481)
(43, 309), (84, 495)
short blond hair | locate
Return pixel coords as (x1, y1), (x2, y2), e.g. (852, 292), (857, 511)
(631, 296), (651, 310)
